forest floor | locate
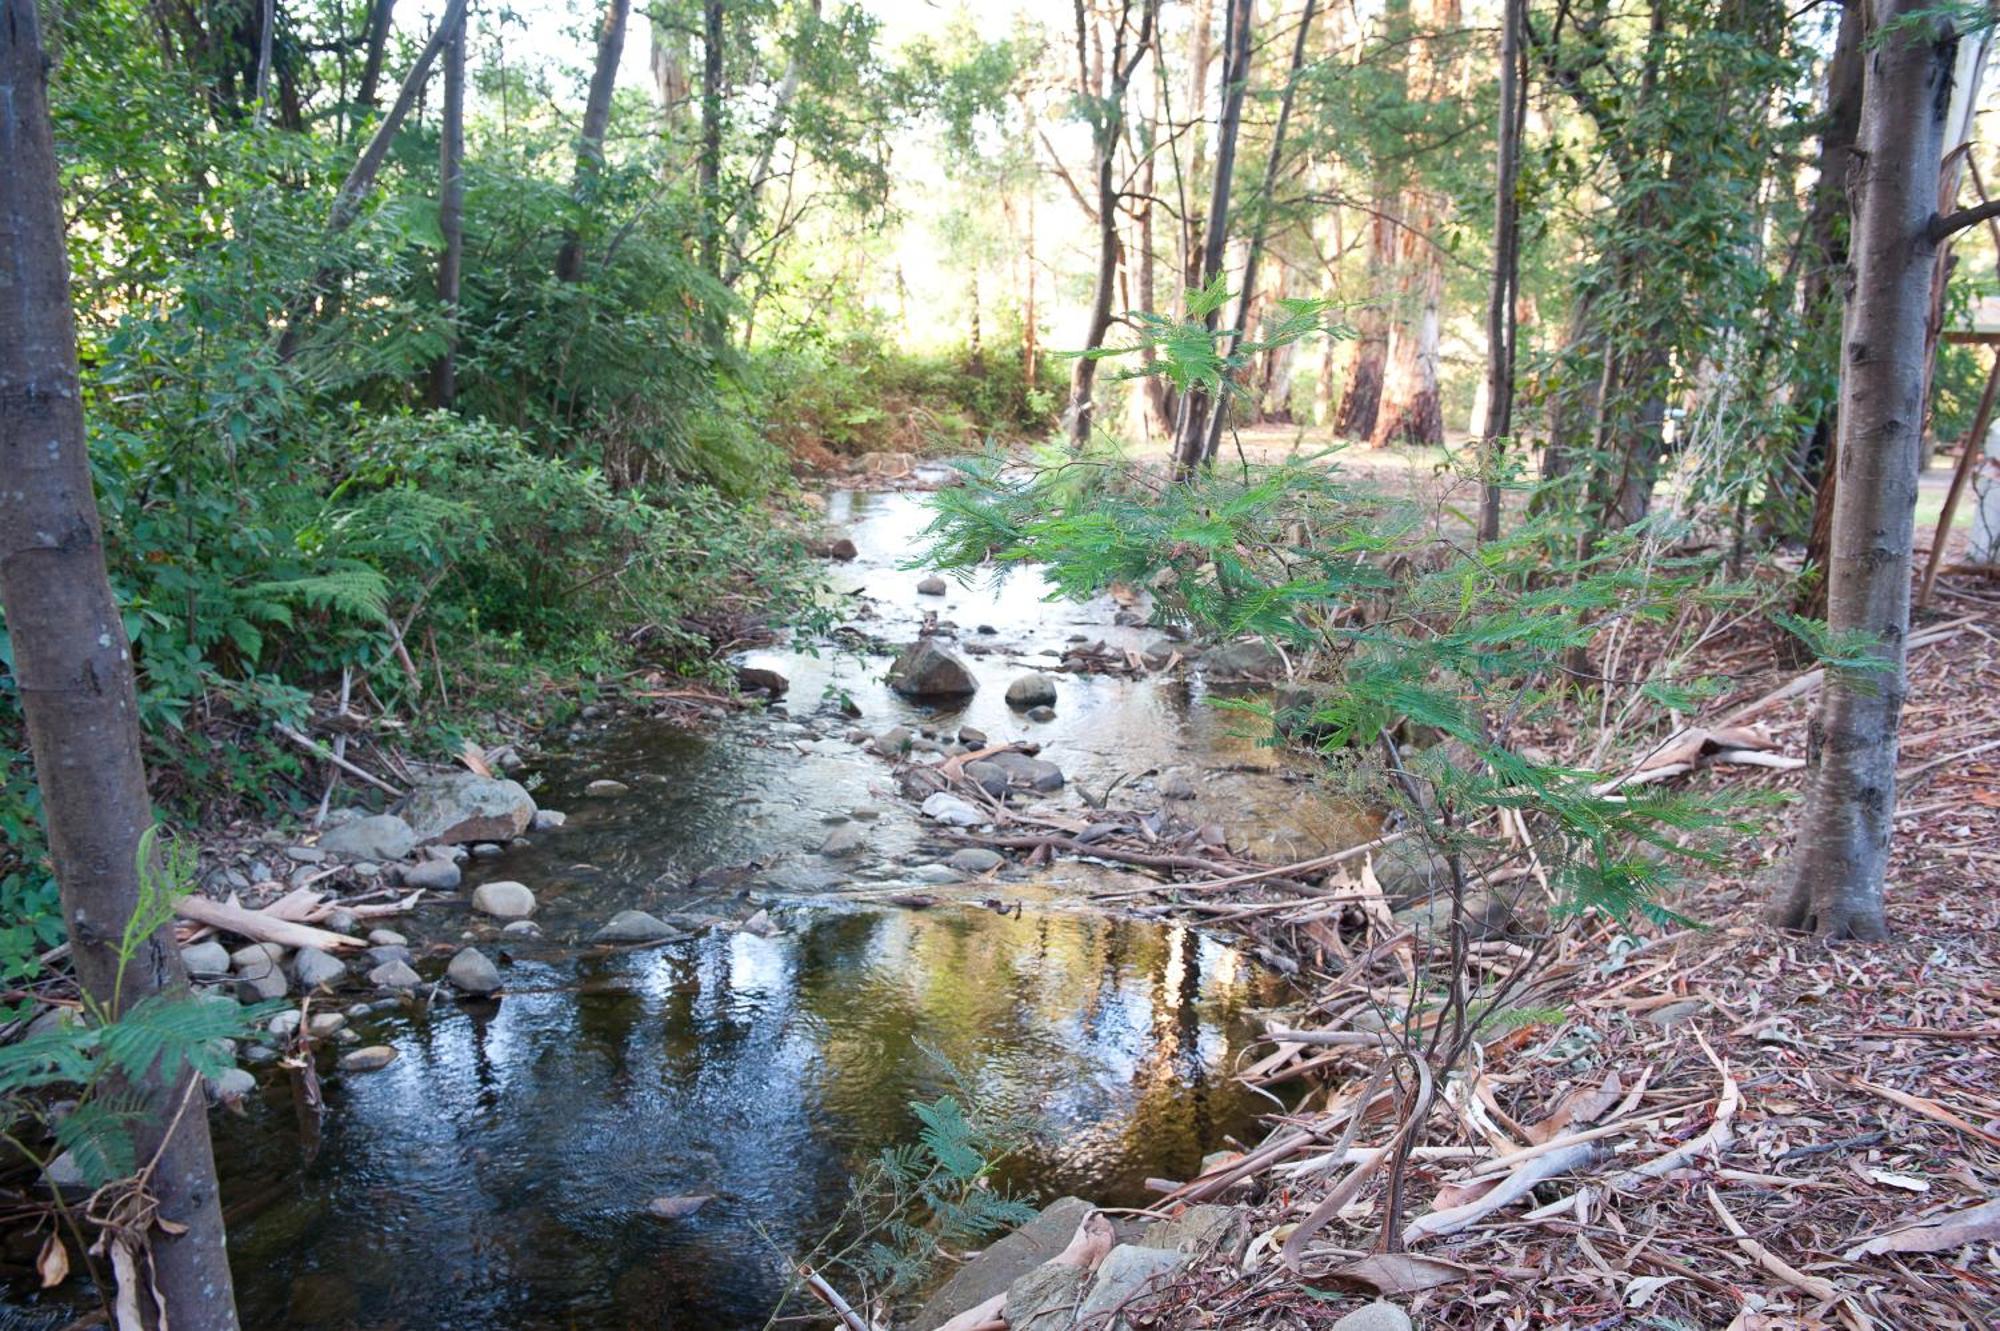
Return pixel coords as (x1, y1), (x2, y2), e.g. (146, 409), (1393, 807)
(1110, 564), (2000, 1330)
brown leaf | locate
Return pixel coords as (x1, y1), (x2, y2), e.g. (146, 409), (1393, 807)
(459, 740), (494, 777)
(1331, 1252), (1472, 1295)
(1843, 1196), (2000, 1259)
(1525, 1070), (1623, 1145)
(645, 1194), (715, 1220)
(37, 1233), (68, 1288)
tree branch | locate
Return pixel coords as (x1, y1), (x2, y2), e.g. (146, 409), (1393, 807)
(1930, 198), (2000, 243)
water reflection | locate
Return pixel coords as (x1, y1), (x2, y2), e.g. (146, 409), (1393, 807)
(215, 906), (1281, 1330)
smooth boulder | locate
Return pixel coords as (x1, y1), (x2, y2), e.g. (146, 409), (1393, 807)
(446, 948), (502, 996)
(1004, 673), (1058, 709)
(1200, 638), (1285, 683)
(402, 858), (462, 891)
(471, 880), (537, 919)
(291, 947), (347, 990)
(318, 813), (417, 862)
(888, 641), (978, 700)
(593, 910), (677, 944)
(401, 772), (537, 845)
(367, 959), (421, 990)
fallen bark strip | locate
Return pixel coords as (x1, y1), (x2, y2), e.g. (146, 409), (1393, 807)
(1716, 618), (1972, 728)
(176, 895), (367, 951)
(1403, 1141), (1607, 1242)
(1705, 1184), (1838, 1303)
(273, 722), (404, 797)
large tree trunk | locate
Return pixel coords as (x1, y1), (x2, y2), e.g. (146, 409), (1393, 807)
(1179, 0), (1216, 311)
(651, 7), (691, 133)
(1171, 0), (1251, 472)
(1477, 0), (1524, 542)
(1777, 0), (1958, 940)
(354, 0), (396, 125)
(429, 7), (465, 408)
(0, 2), (241, 1324)
(1335, 204), (1393, 439)
(556, 0), (632, 283)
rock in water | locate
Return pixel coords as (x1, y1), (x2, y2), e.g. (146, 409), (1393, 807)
(736, 665), (790, 696)
(985, 751), (1065, 792)
(530, 809), (568, 832)
(585, 779), (630, 797)
(1025, 705), (1056, 723)
(916, 575), (948, 596)
(446, 948), (501, 996)
(921, 792), (990, 827)
(818, 824), (866, 857)
(402, 858), (462, 891)
(401, 772), (537, 845)
(1200, 639), (1285, 683)
(593, 910), (677, 944)
(292, 947), (347, 990)
(888, 641), (978, 700)
(1004, 673), (1058, 709)
(947, 848), (1006, 874)
(340, 1046), (399, 1073)
(1158, 767), (1197, 800)
(644, 1194), (714, 1220)
(318, 813), (417, 862)
(367, 959), (421, 990)
(811, 534), (859, 561)
(206, 1068), (256, 1102)
(471, 881), (537, 919)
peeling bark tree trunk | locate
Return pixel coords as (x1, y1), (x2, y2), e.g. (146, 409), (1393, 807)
(0, 2), (241, 1323)
(556, 0), (631, 283)
(1336, 204), (1393, 439)
(1777, 0), (1958, 940)
(651, 7), (691, 136)
(428, 7), (464, 408)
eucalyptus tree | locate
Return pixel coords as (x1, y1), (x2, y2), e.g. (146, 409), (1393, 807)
(1780, 0), (2000, 939)
(556, 0), (634, 283)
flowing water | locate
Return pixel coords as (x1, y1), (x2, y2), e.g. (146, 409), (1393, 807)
(7, 484), (1375, 1330)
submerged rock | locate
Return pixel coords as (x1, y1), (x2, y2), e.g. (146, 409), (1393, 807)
(819, 824), (866, 857)
(888, 641), (978, 700)
(471, 881), (537, 919)
(401, 772), (537, 845)
(947, 848), (1005, 875)
(319, 813), (417, 862)
(585, 779), (631, 797)
(367, 959), (421, 990)
(1025, 705), (1056, 723)
(593, 910), (676, 944)
(1158, 768), (1197, 800)
(340, 1046), (399, 1073)
(446, 948), (501, 996)
(1004, 673), (1058, 709)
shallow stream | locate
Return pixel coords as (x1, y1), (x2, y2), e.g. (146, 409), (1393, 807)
(14, 485), (1374, 1330)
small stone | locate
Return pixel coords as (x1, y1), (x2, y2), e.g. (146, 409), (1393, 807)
(741, 909), (778, 937)
(292, 947), (347, 990)
(530, 809), (568, 832)
(364, 945), (413, 967)
(231, 942), (286, 974)
(1025, 705), (1056, 723)
(593, 910), (676, 944)
(402, 858), (462, 891)
(42, 1151), (87, 1191)
(502, 920), (542, 937)
(236, 969), (288, 1003)
(340, 1046), (399, 1073)
(819, 824), (866, 857)
(850, 806), (882, 821)
(645, 1193), (714, 1220)
(268, 1010), (302, 1040)
(241, 1044), (279, 1066)
(872, 725), (913, 757)
(470, 842), (506, 859)
(324, 907), (361, 934)
(1646, 999), (1706, 1029)
(446, 948), (502, 996)
(586, 779), (631, 797)
(367, 928), (407, 947)
(180, 941), (231, 978)
(471, 881), (537, 919)
(1158, 768), (1197, 800)
(917, 575), (948, 596)
(207, 1067), (256, 1102)
(911, 863), (961, 884)
(947, 848), (1005, 875)
(367, 960), (421, 990)
(921, 792), (990, 827)
(308, 1012), (347, 1037)
(1005, 674), (1059, 709)
(1329, 1303), (1413, 1331)
(285, 846), (326, 864)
